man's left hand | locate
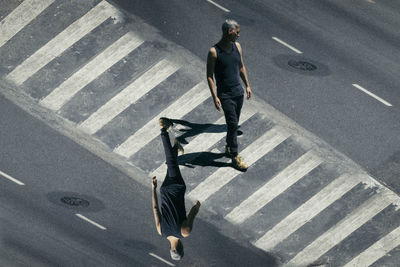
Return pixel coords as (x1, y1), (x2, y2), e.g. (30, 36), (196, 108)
(246, 86), (252, 99)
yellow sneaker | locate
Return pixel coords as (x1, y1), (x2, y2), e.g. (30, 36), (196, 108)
(232, 154), (248, 171)
(159, 117), (173, 131)
(174, 138), (184, 155)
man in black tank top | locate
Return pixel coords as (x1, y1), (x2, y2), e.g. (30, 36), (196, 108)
(207, 19), (252, 171)
(152, 118), (201, 261)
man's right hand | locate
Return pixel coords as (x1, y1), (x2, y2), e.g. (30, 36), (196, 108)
(214, 97), (222, 111)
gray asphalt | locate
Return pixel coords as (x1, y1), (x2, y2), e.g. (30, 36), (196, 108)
(0, 94), (276, 266)
(108, 0), (400, 195)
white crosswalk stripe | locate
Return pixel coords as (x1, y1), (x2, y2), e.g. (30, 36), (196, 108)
(40, 32), (144, 110)
(6, 1), (117, 85)
(78, 58), (180, 135)
(114, 82), (209, 157)
(225, 150), (322, 225)
(188, 127), (291, 202)
(151, 108), (256, 182)
(286, 189), (398, 266)
(0, 0), (55, 48)
(343, 224), (400, 267)
(253, 173), (360, 251)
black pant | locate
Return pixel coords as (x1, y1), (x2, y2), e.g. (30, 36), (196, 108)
(220, 95), (244, 157)
(160, 129), (185, 187)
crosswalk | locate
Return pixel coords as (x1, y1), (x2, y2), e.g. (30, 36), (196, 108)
(1, 1), (400, 266)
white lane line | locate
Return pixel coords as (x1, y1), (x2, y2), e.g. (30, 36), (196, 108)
(0, 0), (55, 48)
(254, 173), (360, 251)
(352, 84), (392, 107)
(151, 108), (255, 182)
(114, 82), (209, 158)
(272, 37), (302, 54)
(149, 253), (175, 266)
(40, 32), (144, 111)
(206, 0), (231, 12)
(343, 225), (400, 267)
(0, 170), (25, 185)
(188, 127), (291, 203)
(6, 1), (117, 85)
(225, 150), (322, 225)
(79, 59), (179, 135)
(287, 190), (397, 266)
(75, 213), (106, 230)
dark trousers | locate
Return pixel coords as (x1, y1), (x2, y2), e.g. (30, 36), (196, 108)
(220, 95), (244, 157)
(160, 129), (185, 187)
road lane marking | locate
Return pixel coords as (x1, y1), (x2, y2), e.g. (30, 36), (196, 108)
(352, 84), (392, 107)
(272, 37), (302, 54)
(149, 253), (175, 266)
(40, 32), (144, 110)
(287, 190), (397, 266)
(206, 0), (231, 12)
(75, 213), (106, 230)
(254, 173), (359, 251)
(0, 0), (55, 48)
(114, 82), (209, 158)
(151, 108), (255, 182)
(6, 1), (117, 85)
(79, 58), (179, 135)
(188, 127), (291, 202)
(225, 150), (322, 225)
(343, 224), (400, 267)
(0, 170), (25, 185)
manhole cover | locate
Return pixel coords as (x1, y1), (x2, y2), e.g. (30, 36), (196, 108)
(288, 60), (317, 71)
(60, 196), (90, 207)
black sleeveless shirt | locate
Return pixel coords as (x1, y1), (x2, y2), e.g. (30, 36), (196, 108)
(160, 183), (187, 238)
(214, 42), (244, 99)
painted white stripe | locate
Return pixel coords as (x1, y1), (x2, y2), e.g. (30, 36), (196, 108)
(75, 213), (106, 230)
(78, 59), (179, 134)
(206, 0), (231, 12)
(343, 225), (400, 267)
(188, 127), (291, 202)
(352, 84), (392, 107)
(272, 37), (302, 54)
(0, 170), (24, 185)
(151, 108), (255, 181)
(0, 0), (54, 48)
(6, 1), (117, 85)
(114, 82), (209, 158)
(40, 32), (144, 110)
(149, 253), (175, 266)
(225, 150), (322, 224)
(254, 174), (360, 251)
(287, 190), (397, 266)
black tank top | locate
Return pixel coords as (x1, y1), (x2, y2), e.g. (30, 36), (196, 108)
(214, 42), (244, 99)
(160, 183), (187, 238)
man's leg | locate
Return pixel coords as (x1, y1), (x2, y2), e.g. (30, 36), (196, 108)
(221, 97), (239, 156)
(159, 118), (185, 185)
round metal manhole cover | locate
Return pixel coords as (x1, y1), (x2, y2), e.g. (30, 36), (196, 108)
(47, 191), (105, 212)
(60, 196), (90, 207)
(288, 60), (317, 71)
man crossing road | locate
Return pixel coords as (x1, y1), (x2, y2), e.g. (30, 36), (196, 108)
(206, 19), (252, 171)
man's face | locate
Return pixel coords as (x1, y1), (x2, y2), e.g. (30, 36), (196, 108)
(228, 26), (240, 42)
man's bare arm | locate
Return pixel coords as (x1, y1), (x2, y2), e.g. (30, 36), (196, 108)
(236, 42), (252, 99)
(207, 48), (222, 111)
(181, 201), (201, 237)
(152, 177), (162, 235)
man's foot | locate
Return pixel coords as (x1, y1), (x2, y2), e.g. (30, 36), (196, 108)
(174, 138), (184, 155)
(232, 154), (248, 171)
(159, 117), (173, 131)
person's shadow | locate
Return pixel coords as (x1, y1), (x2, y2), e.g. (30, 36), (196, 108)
(170, 119), (245, 171)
